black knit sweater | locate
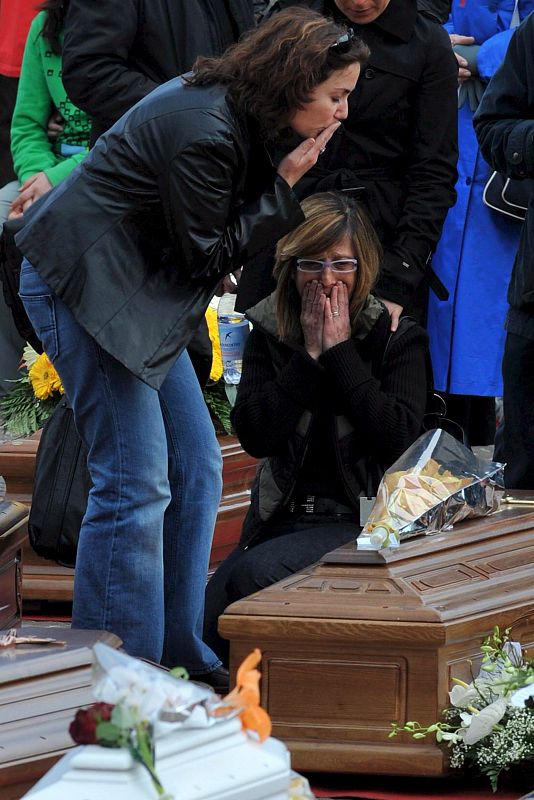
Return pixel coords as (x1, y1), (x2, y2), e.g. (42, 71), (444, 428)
(231, 306), (428, 504)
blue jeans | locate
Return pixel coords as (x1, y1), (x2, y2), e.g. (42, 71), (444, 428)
(19, 259), (222, 672)
(204, 516), (360, 666)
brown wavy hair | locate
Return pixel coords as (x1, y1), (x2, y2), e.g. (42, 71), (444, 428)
(273, 192), (381, 343)
(186, 7), (368, 138)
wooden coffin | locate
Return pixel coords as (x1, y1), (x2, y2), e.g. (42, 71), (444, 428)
(219, 502), (534, 777)
(0, 433), (256, 602)
(0, 434), (39, 504)
(0, 501), (28, 629)
(0, 627), (121, 799)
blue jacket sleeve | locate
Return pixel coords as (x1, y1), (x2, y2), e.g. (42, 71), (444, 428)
(477, 28), (516, 82)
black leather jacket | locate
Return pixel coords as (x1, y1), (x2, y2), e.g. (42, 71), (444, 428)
(16, 79), (304, 389)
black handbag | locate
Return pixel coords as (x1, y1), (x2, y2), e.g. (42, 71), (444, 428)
(483, 171), (532, 222)
(0, 216), (43, 353)
(28, 398), (92, 567)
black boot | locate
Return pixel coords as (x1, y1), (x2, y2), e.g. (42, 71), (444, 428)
(191, 665), (230, 695)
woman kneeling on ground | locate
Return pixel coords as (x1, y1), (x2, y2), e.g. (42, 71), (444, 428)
(204, 191), (428, 665)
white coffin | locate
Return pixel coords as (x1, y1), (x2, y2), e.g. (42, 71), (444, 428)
(23, 718), (290, 800)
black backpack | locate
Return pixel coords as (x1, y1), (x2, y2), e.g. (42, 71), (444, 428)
(0, 217), (42, 353)
(28, 397), (91, 567)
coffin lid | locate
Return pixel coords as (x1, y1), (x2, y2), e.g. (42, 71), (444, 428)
(222, 501), (534, 626)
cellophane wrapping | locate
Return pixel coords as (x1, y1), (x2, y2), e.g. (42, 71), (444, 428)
(359, 429), (504, 550)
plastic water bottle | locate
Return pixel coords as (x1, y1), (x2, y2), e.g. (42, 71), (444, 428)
(217, 293), (250, 391)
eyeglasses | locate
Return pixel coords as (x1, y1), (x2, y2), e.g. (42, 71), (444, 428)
(330, 29), (356, 53)
(296, 258), (358, 274)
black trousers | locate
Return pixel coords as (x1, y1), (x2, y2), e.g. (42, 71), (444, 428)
(494, 331), (534, 489)
(204, 515), (360, 665)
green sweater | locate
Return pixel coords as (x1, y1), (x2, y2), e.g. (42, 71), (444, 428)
(10, 12), (91, 186)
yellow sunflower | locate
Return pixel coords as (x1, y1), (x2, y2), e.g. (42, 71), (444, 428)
(205, 306), (223, 382)
(28, 352), (64, 400)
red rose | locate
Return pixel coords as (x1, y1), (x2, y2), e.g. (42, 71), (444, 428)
(69, 702), (114, 745)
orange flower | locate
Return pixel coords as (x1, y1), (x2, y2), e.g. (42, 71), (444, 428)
(215, 649), (272, 742)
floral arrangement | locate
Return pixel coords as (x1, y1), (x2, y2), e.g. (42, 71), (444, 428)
(1, 308), (233, 440)
(0, 344), (63, 438)
(390, 626), (534, 790)
(69, 645), (272, 800)
(204, 305), (232, 435)
(70, 700), (172, 797)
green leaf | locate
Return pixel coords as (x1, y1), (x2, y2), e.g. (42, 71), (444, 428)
(0, 383), (60, 437)
(96, 721), (122, 744)
(203, 381), (232, 435)
(111, 705), (135, 730)
(169, 666), (189, 681)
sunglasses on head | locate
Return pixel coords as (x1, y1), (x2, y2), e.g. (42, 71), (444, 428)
(329, 28), (356, 53)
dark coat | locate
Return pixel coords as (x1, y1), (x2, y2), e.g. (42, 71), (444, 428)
(232, 294), (428, 546)
(417, 0), (452, 23)
(474, 14), (534, 334)
(16, 79), (304, 390)
(62, 0), (255, 144)
(245, 0), (458, 311)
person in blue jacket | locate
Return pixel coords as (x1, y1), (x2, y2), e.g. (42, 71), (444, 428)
(427, 0), (534, 444)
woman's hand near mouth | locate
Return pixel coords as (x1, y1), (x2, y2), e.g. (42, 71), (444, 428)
(277, 122), (341, 187)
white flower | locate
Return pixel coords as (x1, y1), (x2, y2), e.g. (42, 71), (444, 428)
(91, 643), (213, 727)
(126, 680), (170, 721)
(440, 729), (466, 744)
(94, 663), (212, 724)
(509, 681), (534, 709)
(459, 711), (472, 727)
(463, 697), (507, 746)
(449, 683), (479, 708)
(22, 344), (39, 369)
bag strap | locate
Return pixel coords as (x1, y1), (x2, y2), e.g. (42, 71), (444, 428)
(483, 171), (527, 221)
(381, 316), (466, 444)
(381, 315), (419, 368)
(380, 314), (434, 404)
(0, 218), (43, 353)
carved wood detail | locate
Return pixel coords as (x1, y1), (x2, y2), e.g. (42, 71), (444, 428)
(222, 502), (534, 776)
